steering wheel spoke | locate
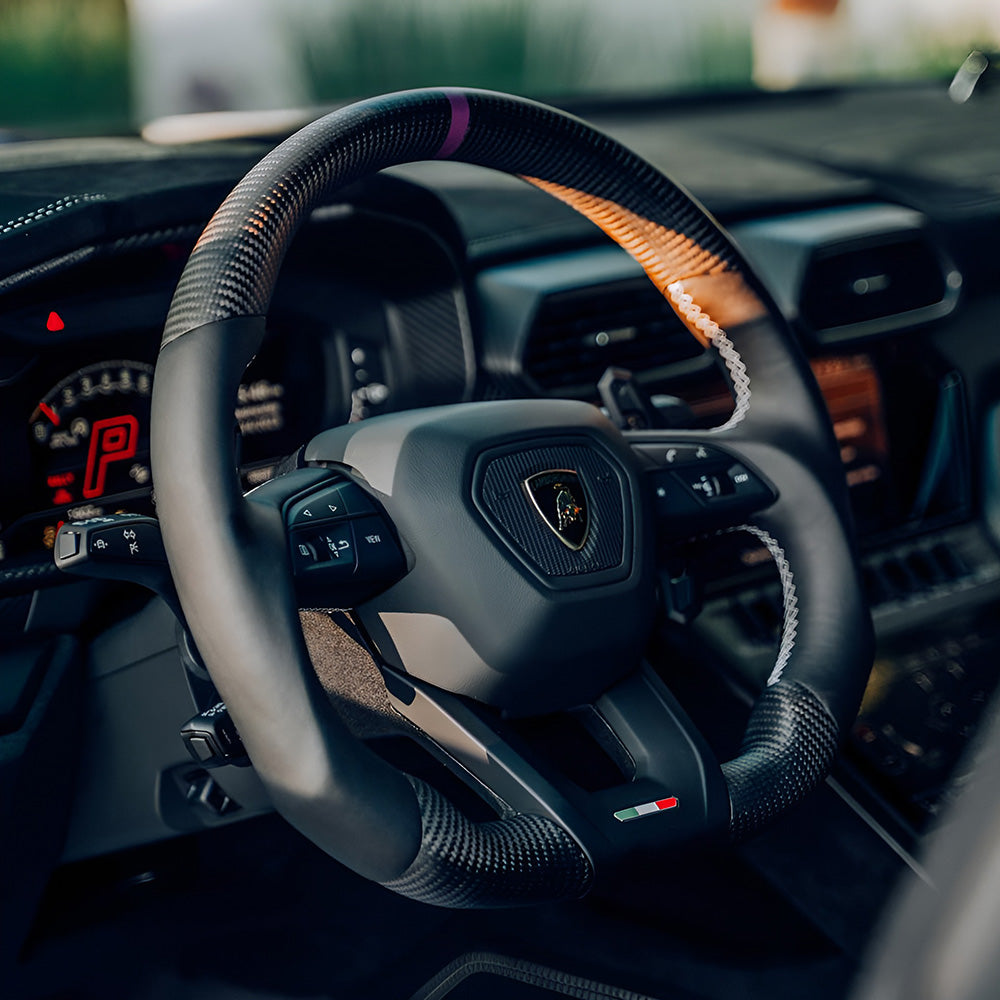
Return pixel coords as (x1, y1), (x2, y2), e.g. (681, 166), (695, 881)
(380, 657), (730, 869)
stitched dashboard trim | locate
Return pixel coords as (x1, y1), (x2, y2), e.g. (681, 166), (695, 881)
(0, 193), (105, 236)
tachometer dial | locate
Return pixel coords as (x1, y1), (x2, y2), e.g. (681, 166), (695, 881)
(29, 360), (154, 515)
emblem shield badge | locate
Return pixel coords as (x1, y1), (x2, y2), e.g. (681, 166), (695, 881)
(523, 470), (589, 550)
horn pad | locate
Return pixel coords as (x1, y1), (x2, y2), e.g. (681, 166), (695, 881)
(306, 398), (656, 715)
(476, 442), (630, 583)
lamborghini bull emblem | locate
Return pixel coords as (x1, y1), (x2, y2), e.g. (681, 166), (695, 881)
(523, 470), (589, 551)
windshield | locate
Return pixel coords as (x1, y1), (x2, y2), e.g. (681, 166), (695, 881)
(2, 0), (1000, 136)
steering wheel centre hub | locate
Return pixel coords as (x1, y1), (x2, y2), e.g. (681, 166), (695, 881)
(306, 398), (656, 713)
(476, 440), (630, 582)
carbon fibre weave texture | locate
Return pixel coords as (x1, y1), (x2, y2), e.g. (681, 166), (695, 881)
(380, 776), (593, 908)
(388, 287), (469, 404)
(480, 444), (626, 577)
(721, 680), (839, 841)
(162, 88), (740, 345)
(411, 952), (660, 1000)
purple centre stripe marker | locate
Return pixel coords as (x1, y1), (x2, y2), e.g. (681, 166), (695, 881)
(435, 90), (470, 159)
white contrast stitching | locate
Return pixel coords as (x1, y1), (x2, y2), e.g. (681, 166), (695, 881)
(666, 280), (751, 430)
(0, 193), (105, 236)
(729, 524), (798, 686)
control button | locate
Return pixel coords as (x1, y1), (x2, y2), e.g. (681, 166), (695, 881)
(290, 524), (357, 581)
(314, 523), (356, 569)
(56, 530), (80, 560)
(180, 701), (249, 768)
(685, 472), (726, 501)
(635, 444), (721, 467)
(287, 481), (376, 526)
(336, 481), (377, 516)
(354, 516), (405, 581)
(184, 734), (219, 764)
(289, 486), (347, 525)
(291, 528), (356, 574)
(89, 521), (166, 563)
(726, 464), (769, 499)
(291, 536), (321, 571)
(184, 772), (240, 816)
(649, 471), (703, 517)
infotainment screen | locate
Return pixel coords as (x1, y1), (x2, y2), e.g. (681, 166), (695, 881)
(811, 354), (892, 535)
(678, 347), (969, 552)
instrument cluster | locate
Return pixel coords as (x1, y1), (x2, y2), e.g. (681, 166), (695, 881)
(0, 247), (339, 571)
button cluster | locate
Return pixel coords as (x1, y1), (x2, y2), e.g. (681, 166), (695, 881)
(635, 443), (775, 530)
(287, 481), (375, 526)
(54, 514), (168, 571)
(286, 479), (404, 591)
(86, 519), (167, 564)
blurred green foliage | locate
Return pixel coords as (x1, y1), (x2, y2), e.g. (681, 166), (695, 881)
(300, 1), (588, 101)
(0, 0), (129, 134)
(298, 1), (753, 103)
(0, 0), (989, 136)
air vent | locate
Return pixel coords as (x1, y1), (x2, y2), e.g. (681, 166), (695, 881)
(524, 279), (704, 392)
(800, 232), (953, 340)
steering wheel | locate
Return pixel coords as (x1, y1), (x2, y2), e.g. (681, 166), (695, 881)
(150, 89), (873, 908)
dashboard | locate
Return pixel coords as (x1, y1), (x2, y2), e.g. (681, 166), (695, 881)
(3, 81), (1000, 969)
(0, 209), (473, 574)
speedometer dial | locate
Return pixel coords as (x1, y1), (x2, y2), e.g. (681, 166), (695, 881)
(29, 360), (154, 515)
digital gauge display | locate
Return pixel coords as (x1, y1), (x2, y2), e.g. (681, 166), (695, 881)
(1, 336), (326, 566)
(25, 360), (155, 547)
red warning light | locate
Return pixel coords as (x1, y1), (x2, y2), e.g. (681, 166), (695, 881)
(46, 311), (65, 332)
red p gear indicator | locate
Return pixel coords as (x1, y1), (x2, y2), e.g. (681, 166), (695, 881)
(83, 415), (139, 499)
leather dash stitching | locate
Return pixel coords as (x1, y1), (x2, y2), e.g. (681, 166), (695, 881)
(1, 193), (105, 236)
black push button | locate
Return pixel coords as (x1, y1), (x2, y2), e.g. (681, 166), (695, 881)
(313, 523), (356, 568)
(336, 482), (377, 516)
(354, 516), (405, 581)
(288, 481), (375, 526)
(649, 471), (703, 517)
(634, 443), (722, 468)
(726, 464), (769, 499)
(290, 523), (357, 579)
(291, 536), (321, 571)
(281, 476), (407, 603)
(642, 441), (776, 536)
(681, 471), (727, 501)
